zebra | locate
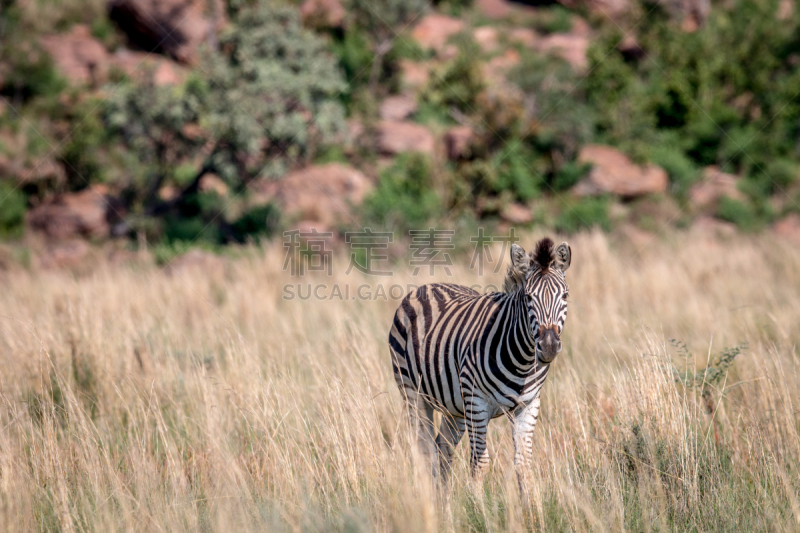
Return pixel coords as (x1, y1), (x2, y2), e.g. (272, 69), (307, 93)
(388, 237), (571, 489)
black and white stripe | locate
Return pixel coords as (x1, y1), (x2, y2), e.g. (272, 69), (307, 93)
(388, 238), (571, 484)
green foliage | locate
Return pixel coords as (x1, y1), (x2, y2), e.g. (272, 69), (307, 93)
(104, 3), (344, 245)
(584, 0), (800, 207)
(530, 5), (573, 34)
(716, 196), (761, 231)
(206, 3), (347, 180)
(0, 182), (27, 239)
(489, 143), (544, 201)
(551, 161), (591, 192)
(648, 142), (700, 196)
(331, 28), (374, 90)
(228, 204), (280, 243)
(349, 0), (428, 42)
(433, 0), (473, 17)
(421, 36), (484, 116)
(555, 196), (611, 233)
(362, 154), (441, 231)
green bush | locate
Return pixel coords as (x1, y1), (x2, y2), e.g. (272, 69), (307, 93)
(551, 161), (591, 192)
(228, 204), (280, 244)
(530, 5), (573, 34)
(716, 196), (760, 231)
(648, 143), (701, 197)
(421, 36), (484, 117)
(0, 182), (27, 239)
(584, 0), (800, 203)
(555, 196), (611, 233)
(362, 153), (441, 231)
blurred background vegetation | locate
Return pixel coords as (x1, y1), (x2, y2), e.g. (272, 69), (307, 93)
(1, 0), (800, 264)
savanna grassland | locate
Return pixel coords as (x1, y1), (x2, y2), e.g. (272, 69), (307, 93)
(0, 230), (799, 532)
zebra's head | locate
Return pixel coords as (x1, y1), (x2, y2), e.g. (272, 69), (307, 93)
(506, 238), (571, 363)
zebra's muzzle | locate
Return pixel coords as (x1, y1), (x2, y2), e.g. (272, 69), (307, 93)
(538, 326), (561, 363)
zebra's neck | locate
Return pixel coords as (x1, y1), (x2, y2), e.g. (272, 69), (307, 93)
(494, 288), (541, 372)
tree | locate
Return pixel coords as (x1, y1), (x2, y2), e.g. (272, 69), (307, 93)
(105, 2), (347, 240)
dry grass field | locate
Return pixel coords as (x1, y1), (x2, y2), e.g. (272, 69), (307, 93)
(1, 229), (799, 532)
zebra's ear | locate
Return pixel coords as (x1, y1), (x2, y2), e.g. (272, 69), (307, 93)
(510, 243), (530, 273)
(554, 242), (571, 272)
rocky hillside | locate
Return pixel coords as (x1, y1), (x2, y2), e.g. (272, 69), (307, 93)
(1, 0), (799, 267)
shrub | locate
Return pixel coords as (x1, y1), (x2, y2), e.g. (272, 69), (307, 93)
(555, 196), (611, 233)
(105, 3), (345, 244)
(227, 204), (281, 244)
(648, 143), (701, 197)
(421, 36), (484, 117)
(362, 153), (441, 231)
(0, 182), (27, 239)
(716, 196), (760, 231)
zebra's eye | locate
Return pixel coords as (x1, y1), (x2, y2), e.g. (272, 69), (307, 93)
(563, 293), (568, 300)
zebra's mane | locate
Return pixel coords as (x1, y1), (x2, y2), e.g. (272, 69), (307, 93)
(533, 237), (555, 273)
(503, 237), (556, 293)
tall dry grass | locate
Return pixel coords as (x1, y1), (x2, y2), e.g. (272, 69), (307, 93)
(0, 229), (799, 531)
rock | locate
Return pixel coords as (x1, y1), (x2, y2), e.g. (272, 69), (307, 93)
(39, 25), (110, 86)
(199, 174), (228, 196)
(773, 213), (800, 243)
(476, 81), (526, 132)
(37, 240), (91, 269)
(343, 119), (364, 153)
(558, 0), (630, 19)
(377, 121), (435, 155)
(399, 60), (430, 90)
(0, 145), (66, 187)
(444, 125), (475, 160)
(438, 44), (460, 61)
(476, 0), (512, 19)
(300, 0), (345, 28)
(692, 215), (737, 239)
(379, 95), (418, 121)
(689, 166), (744, 211)
(500, 203), (533, 225)
(411, 14), (464, 52)
(474, 26), (500, 52)
(779, 0), (793, 20)
(618, 34), (644, 60)
(573, 144), (668, 197)
(108, 0), (225, 64)
(158, 185), (180, 202)
(250, 163), (371, 226)
(509, 28), (538, 48)
(536, 33), (590, 71)
(28, 185), (111, 240)
(110, 49), (186, 86)
(483, 49), (521, 83)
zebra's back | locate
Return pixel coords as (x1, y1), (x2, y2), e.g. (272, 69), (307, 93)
(389, 283), (502, 418)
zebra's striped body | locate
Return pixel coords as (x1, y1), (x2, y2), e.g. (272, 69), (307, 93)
(388, 238), (571, 483)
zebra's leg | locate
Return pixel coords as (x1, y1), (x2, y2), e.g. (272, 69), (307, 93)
(511, 396), (540, 499)
(436, 415), (465, 481)
(464, 394), (491, 477)
(406, 391), (437, 477)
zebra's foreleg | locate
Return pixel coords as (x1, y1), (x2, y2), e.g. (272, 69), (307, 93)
(511, 396), (540, 499)
(436, 415), (465, 481)
(464, 395), (491, 477)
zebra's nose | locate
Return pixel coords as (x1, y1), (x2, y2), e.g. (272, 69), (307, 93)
(538, 326), (561, 362)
